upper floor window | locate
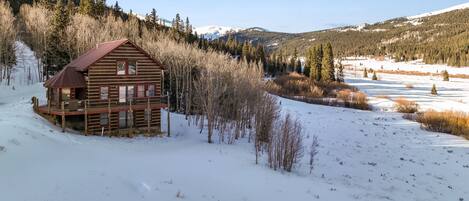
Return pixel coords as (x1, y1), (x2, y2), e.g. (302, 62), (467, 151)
(117, 61), (126, 75)
(128, 60), (137, 75)
(100, 86), (108, 100)
(146, 85), (155, 97)
(137, 85), (145, 98)
(116, 60), (137, 75)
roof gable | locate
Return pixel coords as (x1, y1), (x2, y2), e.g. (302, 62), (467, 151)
(68, 39), (163, 72)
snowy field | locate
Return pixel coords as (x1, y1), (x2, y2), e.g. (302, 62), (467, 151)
(1, 83), (469, 201)
(1, 44), (469, 201)
(343, 57), (469, 75)
(345, 71), (469, 112)
(343, 58), (469, 112)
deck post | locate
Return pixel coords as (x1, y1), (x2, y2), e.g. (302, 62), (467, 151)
(129, 99), (133, 137)
(167, 92), (170, 137)
(84, 100), (88, 135)
(108, 98), (111, 136)
(147, 97), (150, 135)
(61, 101), (65, 132)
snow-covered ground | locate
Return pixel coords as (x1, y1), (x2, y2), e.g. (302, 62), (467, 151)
(1, 83), (469, 201)
(343, 58), (469, 112)
(0, 41), (40, 88)
(343, 57), (469, 75)
(1, 43), (469, 201)
(345, 71), (469, 112)
(407, 2), (469, 19)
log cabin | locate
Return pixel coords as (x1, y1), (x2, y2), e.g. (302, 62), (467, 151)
(35, 39), (165, 136)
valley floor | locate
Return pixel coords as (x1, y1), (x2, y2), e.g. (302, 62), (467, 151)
(1, 83), (468, 201)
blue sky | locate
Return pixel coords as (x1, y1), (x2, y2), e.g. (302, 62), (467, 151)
(106, 0), (469, 33)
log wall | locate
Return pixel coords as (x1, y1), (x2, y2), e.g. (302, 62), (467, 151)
(86, 42), (163, 135)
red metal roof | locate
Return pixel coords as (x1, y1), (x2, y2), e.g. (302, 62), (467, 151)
(44, 66), (86, 88)
(67, 39), (129, 72)
(44, 38), (164, 89)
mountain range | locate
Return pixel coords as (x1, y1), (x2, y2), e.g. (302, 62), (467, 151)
(197, 2), (469, 66)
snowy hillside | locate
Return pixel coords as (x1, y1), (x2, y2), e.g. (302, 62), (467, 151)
(407, 2), (469, 19)
(194, 25), (242, 40)
(1, 83), (469, 201)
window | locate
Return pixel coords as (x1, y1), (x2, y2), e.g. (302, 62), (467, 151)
(119, 111), (126, 128)
(119, 111), (133, 128)
(100, 87), (108, 100)
(119, 86), (126, 103)
(61, 88), (70, 101)
(128, 60), (137, 75)
(137, 85), (145, 98)
(116, 60), (137, 75)
(100, 113), (108, 126)
(144, 109), (151, 122)
(127, 86), (134, 103)
(146, 85), (155, 97)
(117, 61), (126, 75)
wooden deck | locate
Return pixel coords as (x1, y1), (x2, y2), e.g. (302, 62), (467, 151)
(37, 103), (167, 116)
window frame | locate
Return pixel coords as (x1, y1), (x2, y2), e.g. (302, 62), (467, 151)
(116, 60), (138, 76)
(116, 60), (127, 75)
(127, 85), (135, 103)
(61, 88), (71, 101)
(137, 85), (145, 98)
(100, 113), (109, 126)
(146, 84), (155, 97)
(128, 60), (137, 75)
(100, 86), (109, 100)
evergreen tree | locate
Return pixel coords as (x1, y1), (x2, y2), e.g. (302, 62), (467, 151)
(363, 68), (368, 78)
(321, 42), (335, 82)
(431, 84), (438, 95)
(43, 0), (70, 77)
(172, 13), (181, 32)
(151, 8), (158, 24)
(442, 70), (450, 81)
(303, 64), (311, 77)
(372, 71), (378, 80)
(308, 45), (323, 81)
(336, 60), (344, 82)
(290, 48), (298, 72)
(95, 0), (106, 17)
(79, 0), (94, 16)
(242, 41), (250, 61)
(112, 1), (121, 17)
(185, 17), (192, 35)
(66, 0), (75, 17)
(295, 59), (302, 74)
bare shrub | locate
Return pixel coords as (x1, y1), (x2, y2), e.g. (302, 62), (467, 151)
(416, 110), (469, 139)
(394, 98), (419, 113)
(337, 90), (369, 110)
(254, 94), (279, 164)
(309, 135), (319, 174)
(267, 114), (304, 172)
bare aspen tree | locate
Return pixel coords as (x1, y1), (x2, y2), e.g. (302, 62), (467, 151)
(268, 114), (304, 172)
(19, 4), (51, 82)
(0, 0), (16, 86)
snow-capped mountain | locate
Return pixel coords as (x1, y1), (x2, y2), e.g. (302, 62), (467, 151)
(194, 25), (243, 40)
(407, 2), (469, 19)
